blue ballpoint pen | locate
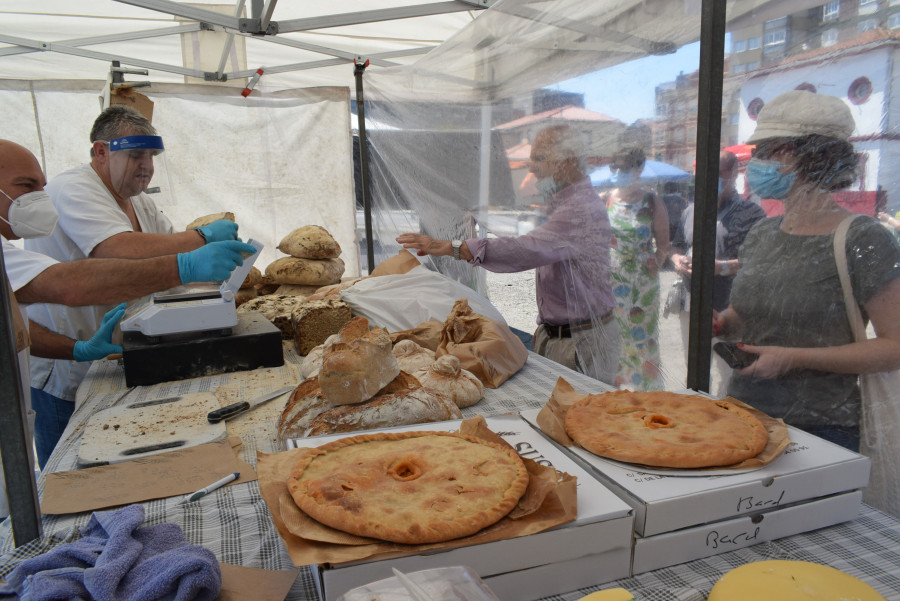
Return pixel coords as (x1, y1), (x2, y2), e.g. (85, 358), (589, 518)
(188, 472), (240, 502)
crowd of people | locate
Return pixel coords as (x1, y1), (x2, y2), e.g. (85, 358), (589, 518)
(400, 90), (900, 461)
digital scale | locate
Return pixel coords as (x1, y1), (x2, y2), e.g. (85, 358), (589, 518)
(120, 238), (284, 387)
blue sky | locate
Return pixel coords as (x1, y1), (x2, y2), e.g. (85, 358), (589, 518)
(550, 41), (704, 124)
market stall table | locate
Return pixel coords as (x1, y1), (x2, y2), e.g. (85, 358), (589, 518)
(1, 344), (898, 600)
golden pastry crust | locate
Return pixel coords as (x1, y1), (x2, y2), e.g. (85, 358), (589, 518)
(565, 390), (768, 468)
(287, 431), (529, 544)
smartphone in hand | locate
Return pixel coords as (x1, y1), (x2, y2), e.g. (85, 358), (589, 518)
(713, 341), (759, 369)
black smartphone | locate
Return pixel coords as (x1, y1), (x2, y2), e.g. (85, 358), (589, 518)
(713, 341), (759, 369)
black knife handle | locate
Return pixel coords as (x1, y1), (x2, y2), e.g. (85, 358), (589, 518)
(207, 401), (250, 423)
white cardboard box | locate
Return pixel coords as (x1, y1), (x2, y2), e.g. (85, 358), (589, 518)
(520, 409), (870, 537)
(287, 414), (634, 601)
(632, 490), (862, 574)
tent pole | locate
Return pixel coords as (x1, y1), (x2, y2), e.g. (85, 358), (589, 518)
(0, 248), (42, 546)
(354, 58), (376, 274)
(687, 0), (727, 393)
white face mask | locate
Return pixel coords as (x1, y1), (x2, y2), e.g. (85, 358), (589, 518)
(0, 188), (59, 239)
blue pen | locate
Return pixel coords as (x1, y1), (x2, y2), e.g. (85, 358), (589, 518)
(188, 472), (240, 502)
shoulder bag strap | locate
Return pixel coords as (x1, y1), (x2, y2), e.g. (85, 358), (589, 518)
(833, 214), (867, 343)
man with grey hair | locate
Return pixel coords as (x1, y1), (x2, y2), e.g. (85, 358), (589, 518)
(397, 124), (620, 385)
(25, 105), (240, 465)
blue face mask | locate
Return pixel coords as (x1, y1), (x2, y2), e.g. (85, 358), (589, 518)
(746, 158), (796, 200)
(610, 169), (635, 188)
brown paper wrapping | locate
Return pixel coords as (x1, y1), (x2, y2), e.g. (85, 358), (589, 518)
(436, 299), (529, 389)
(257, 416), (577, 567)
(537, 377), (791, 471)
(389, 320), (443, 351)
(370, 249), (421, 278)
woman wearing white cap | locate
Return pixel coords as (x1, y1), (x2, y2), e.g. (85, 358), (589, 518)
(714, 90), (900, 452)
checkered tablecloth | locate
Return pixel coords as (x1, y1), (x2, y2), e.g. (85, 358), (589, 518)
(2, 349), (898, 600)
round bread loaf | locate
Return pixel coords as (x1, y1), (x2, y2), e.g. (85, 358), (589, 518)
(266, 257), (345, 286)
(392, 339), (436, 374)
(414, 355), (483, 408)
(184, 211), (235, 230)
(277, 225), (341, 259)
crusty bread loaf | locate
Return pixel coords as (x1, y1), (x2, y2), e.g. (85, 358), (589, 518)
(304, 278), (365, 302)
(241, 266), (262, 290)
(393, 339), (436, 374)
(234, 286), (258, 307)
(299, 335), (338, 379)
(236, 294), (308, 339)
(277, 377), (333, 440)
(277, 225), (342, 259)
(255, 273), (280, 296)
(274, 284), (321, 297)
(309, 372), (462, 437)
(318, 319), (400, 405)
(414, 354), (484, 408)
(185, 212), (235, 230)
(266, 257), (345, 286)
(291, 299), (352, 356)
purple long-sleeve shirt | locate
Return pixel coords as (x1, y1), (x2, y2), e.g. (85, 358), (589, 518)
(466, 177), (615, 326)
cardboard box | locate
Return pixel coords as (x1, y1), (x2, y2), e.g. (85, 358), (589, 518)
(520, 409), (870, 537)
(632, 490), (862, 574)
(110, 87), (154, 121)
(286, 414), (634, 601)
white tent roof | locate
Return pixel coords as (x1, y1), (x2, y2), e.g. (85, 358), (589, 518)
(0, 0), (486, 89)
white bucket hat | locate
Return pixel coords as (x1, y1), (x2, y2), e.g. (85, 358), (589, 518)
(747, 90), (855, 143)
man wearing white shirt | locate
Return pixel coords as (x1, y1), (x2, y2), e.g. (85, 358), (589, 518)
(25, 106), (239, 465)
(0, 139), (254, 474)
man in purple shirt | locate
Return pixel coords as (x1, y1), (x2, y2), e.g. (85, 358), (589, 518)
(397, 124), (620, 384)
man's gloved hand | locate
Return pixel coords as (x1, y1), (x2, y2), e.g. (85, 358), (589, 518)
(195, 219), (239, 243)
(177, 240), (258, 284)
(73, 303), (126, 362)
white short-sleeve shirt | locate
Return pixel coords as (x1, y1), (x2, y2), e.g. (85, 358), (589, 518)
(25, 164), (175, 402)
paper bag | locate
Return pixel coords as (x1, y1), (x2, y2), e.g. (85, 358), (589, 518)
(437, 299), (528, 389)
(390, 320), (443, 351)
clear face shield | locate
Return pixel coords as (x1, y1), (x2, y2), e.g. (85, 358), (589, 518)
(107, 135), (173, 203)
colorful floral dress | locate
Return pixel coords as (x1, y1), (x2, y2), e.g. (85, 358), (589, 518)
(607, 192), (663, 390)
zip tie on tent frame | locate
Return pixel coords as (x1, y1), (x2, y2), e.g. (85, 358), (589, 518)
(241, 67), (265, 97)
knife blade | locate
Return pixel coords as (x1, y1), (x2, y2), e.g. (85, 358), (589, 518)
(207, 386), (295, 423)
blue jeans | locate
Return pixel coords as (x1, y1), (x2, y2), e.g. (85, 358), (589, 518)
(31, 387), (74, 469)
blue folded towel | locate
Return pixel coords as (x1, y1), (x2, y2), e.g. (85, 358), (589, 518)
(0, 504), (220, 601)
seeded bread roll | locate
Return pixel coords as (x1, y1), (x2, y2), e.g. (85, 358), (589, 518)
(277, 225), (341, 259)
(266, 257), (345, 286)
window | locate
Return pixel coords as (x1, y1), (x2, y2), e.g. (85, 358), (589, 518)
(730, 113), (740, 125)
(733, 63), (747, 73)
(747, 97), (765, 120)
(733, 39), (747, 53)
(890, 12), (900, 27)
(747, 37), (761, 50)
(764, 30), (787, 47)
(859, 0), (878, 14)
(822, 28), (839, 46)
(656, 102), (668, 117)
(746, 61), (759, 70)
(848, 76), (873, 104)
(823, 1), (840, 21)
(858, 18), (878, 32)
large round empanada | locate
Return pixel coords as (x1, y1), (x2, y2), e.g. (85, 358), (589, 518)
(287, 431), (529, 543)
(565, 390), (768, 468)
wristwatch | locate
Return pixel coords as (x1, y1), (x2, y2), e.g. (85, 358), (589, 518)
(451, 240), (463, 260)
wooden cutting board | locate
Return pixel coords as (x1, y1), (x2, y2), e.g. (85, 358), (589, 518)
(77, 392), (227, 467)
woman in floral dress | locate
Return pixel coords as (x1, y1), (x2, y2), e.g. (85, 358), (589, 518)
(604, 147), (670, 390)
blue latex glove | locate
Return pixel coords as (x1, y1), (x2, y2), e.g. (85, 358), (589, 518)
(195, 219), (238, 243)
(177, 240), (258, 284)
(73, 303), (126, 362)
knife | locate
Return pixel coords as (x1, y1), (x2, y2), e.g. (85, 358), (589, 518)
(207, 386), (295, 423)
